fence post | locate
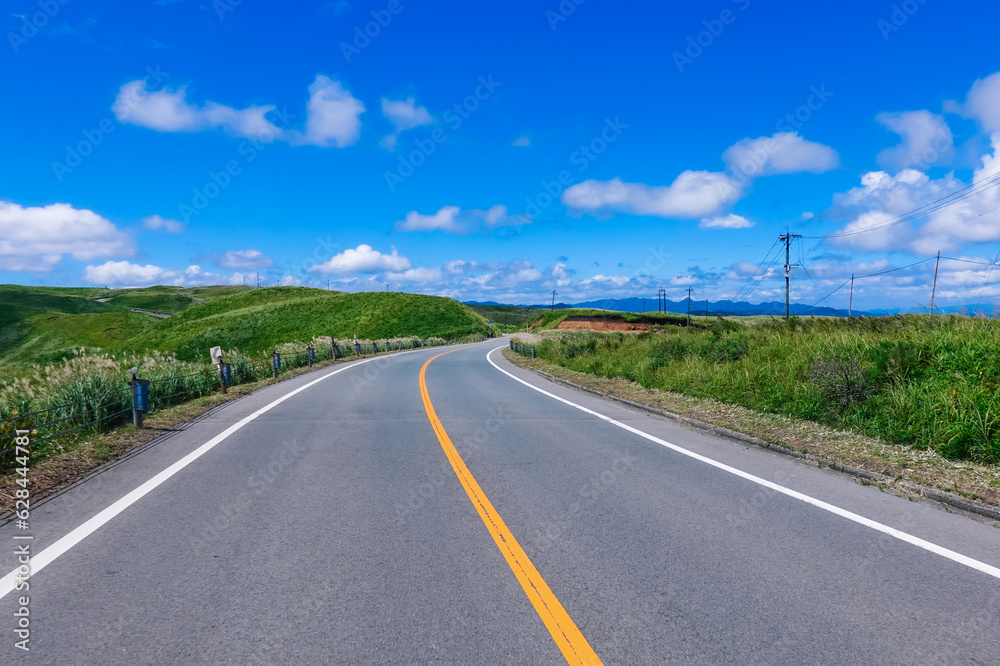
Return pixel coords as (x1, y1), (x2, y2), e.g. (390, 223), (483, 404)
(272, 348), (280, 379)
(532, 347), (535, 359)
(355, 343), (361, 355)
(307, 345), (315, 368)
(331, 337), (338, 360)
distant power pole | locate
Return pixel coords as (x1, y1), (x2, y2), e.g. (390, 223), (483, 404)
(779, 229), (802, 319)
(686, 287), (693, 326)
(930, 250), (941, 315)
(849, 274), (855, 318)
(550, 290), (557, 311)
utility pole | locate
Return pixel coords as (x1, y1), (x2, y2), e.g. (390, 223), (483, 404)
(779, 229), (802, 319)
(849, 274), (854, 318)
(930, 250), (941, 315)
(686, 287), (693, 326)
(256, 272), (259, 288)
(550, 290), (557, 311)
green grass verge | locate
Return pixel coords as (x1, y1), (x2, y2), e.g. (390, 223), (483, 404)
(521, 314), (1000, 464)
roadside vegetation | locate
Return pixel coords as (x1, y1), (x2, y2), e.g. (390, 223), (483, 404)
(517, 314), (1000, 465)
(0, 284), (491, 478)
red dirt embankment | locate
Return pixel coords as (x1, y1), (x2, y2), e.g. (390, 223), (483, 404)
(555, 318), (651, 332)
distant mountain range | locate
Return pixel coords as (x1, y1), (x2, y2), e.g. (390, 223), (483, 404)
(467, 297), (1000, 318)
(466, 297), (868, 318)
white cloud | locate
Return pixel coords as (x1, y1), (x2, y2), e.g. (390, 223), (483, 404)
(141, 214), (185, 233)
(961, 72), (1000, 133)
(580, 274), (630, 288)
(876, 110), (954, 172)
(83, 261), (235, 287)
(722, 132), (839, 177)
(307, 244), (410, 275)
(291, 75), (365, 147)
(379, 97), (434, 150)
(114, 75), (364, 148)
(828, 134), (1000, 254)
(394, 205), (527, 234)
(0, 201), (134, 271)
(385, 267), (443, 283)
(700, 214), (753, 229)
(395, 206), (461, 232)
(217, 249), (273, 269)
(112, 81), (282, 137)
(512, 135), (531, 148)
(563, 172), (743, 219)
(563, 132), (837, 221)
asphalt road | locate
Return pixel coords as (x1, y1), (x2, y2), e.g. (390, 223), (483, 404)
(2, 340), (999, 664)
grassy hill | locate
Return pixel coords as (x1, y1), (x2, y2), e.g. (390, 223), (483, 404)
(0, 285), (489, 365)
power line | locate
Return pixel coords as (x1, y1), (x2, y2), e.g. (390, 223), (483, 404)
(808, 172), (1000, 241)
(733, 238), (781, 304)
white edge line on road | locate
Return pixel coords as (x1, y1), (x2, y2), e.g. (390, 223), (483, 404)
(487, 345), (1000, 581)
(0, 347), (439, 600)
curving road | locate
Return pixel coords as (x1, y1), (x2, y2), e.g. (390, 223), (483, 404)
(2, 340), (999, 664)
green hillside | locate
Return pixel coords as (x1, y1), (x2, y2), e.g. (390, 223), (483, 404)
(0, 285), (489, 365)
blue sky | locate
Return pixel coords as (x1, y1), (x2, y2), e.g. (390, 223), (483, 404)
(4, 0), (1000, 310)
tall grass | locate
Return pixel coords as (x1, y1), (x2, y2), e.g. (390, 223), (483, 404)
(0, 334), (477, 471)
(523, 315), (1000, 464)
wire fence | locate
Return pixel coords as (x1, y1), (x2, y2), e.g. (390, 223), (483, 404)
(0, 334), (488, 472)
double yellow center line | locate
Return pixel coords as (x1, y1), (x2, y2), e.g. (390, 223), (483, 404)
(419, 350), (602, 666)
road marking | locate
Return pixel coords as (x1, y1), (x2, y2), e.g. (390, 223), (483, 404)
(420, 351), (603, 666)
(0, 349), (434, 601)
(487, 346), (1000, 582)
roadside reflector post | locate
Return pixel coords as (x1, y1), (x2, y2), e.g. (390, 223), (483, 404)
(532, 347), (535, 359)
(331, 336), (337, 360)
(129, 368), (149, 428)
(355, 343), (361, 355)
(307, 345), (315, 367)
(272, 348), (280, 378)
